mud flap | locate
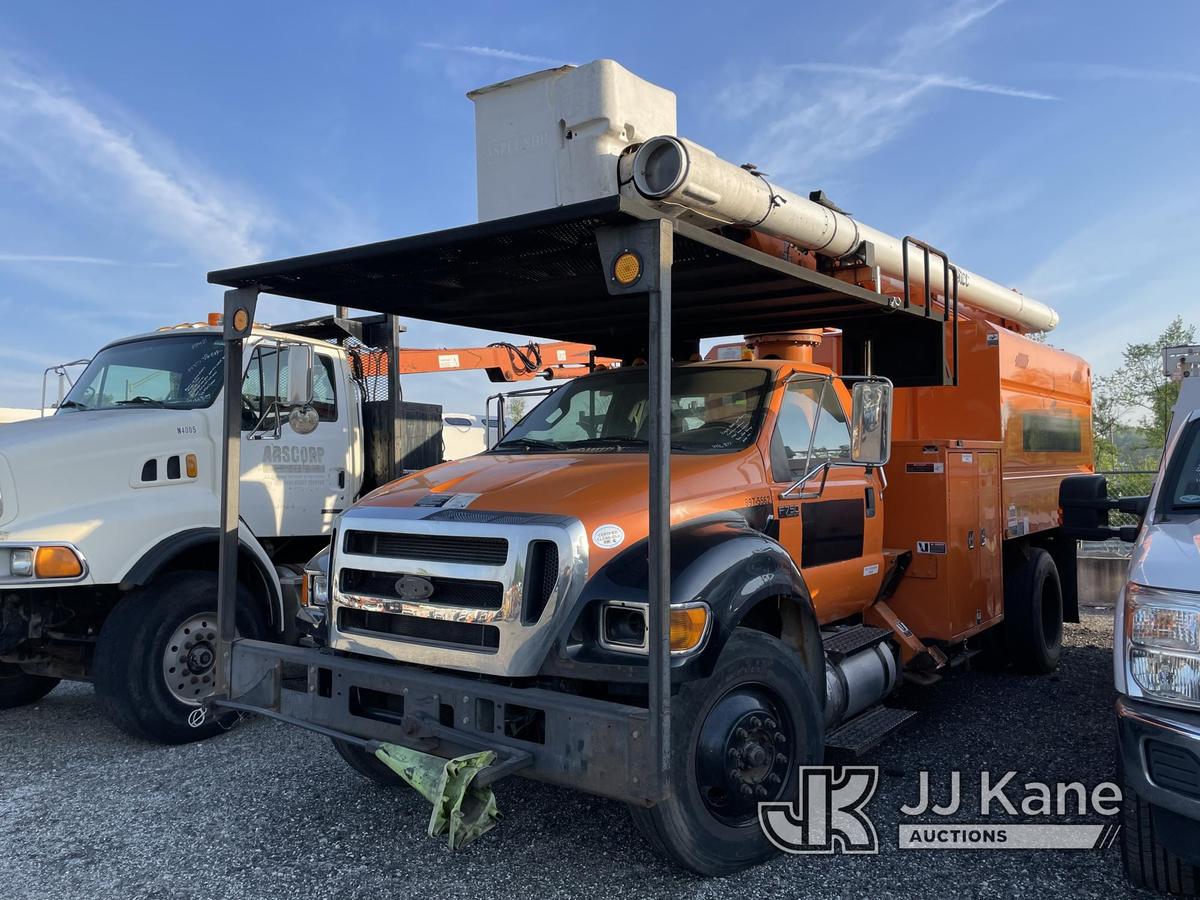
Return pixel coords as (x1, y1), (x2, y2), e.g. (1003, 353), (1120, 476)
(375, 743), (500, 849)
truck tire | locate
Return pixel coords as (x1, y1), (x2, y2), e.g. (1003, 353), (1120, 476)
(94, 570), (264, 744)
(1004, 547), (1062, 674)
(1122, 776), (1200, 895)
(0, 663), (60, 709)
(331, 738), (404, 786)
(627, 628), (823, 876)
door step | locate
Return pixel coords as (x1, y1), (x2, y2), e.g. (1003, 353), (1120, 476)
(825, 705), (918, 756)
(822, 624), (893, 659)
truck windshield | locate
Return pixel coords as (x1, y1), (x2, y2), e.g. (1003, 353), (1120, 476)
(494, 366), (770, 454)
(60, 334), (224, 412)
(1164, 420), (1200, 513)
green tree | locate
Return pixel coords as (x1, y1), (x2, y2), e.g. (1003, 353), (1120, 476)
(1094, 316), (1196, 468)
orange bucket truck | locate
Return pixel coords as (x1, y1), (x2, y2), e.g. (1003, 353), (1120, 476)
(197, 60), (1094, 874)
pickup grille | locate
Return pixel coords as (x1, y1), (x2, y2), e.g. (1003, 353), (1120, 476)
(341, 568), (504, 610)
(339, 608), (499, 650)
(344, 530), (508, 566)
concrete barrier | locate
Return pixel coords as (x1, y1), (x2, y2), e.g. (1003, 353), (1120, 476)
(1077, 554), (1129, 608)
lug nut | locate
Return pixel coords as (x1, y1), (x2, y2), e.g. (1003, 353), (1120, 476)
(769, 773), (782, 785)
(774, 732), (787, 744)
(727, 747), (740, 760)
(735, 727), (748, 740)
(749, 716), (762, 729)
(776, 752), (788, 764)
(764, 717), (777, 731)
(740, 784), (753, 797)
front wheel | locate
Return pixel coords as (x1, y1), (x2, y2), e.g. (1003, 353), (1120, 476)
(1122, 775), (1200, 894)
(0, 663), (60, 709)
(628, 628), (823, 876)
(94, 570), (264, 743)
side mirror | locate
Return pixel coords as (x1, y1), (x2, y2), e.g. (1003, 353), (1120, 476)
(285, 344), (315, 406)
(850, 379), (892, 466)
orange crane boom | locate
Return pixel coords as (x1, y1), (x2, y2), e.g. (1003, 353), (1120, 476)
(355, 340), (616, 382)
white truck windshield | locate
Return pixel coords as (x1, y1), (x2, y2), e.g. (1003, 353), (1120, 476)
(494, 366), (770, 454)
(61, 335), (224, 411)
(1165, 420), (1200, 512)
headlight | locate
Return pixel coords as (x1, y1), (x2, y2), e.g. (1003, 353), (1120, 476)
(598, 601), (711, 655)
(1126, 583), (1200, 708)
(302, 546), (331, 608)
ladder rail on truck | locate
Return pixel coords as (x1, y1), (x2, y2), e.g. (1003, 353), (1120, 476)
(0, 311), (608, 742)
(200, 59), (1093, 876)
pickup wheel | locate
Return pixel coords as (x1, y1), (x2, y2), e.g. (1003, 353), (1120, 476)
(628, 628), (823, 876)
(1122, 774), (1200, 894)
(0, 663), (60, 709)
(94, 570), (264, 744)
(331, 738), (404, 786)
(1004, 547), (1063, 674)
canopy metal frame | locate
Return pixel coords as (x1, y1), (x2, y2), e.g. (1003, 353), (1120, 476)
(208, 196), (953, 799)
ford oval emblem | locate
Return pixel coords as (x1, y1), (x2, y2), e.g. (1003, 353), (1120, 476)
(394, 575), (435, 601)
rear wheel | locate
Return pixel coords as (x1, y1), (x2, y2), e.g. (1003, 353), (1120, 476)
(628, 629), (823, 876)
(95, 570), (264, 743)
(0, 663), (59, 709)
(331, 738), (404, 786)
(1004, 547), (1063, 674)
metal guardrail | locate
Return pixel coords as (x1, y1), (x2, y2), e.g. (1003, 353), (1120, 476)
(1097, 470), (1157, 527)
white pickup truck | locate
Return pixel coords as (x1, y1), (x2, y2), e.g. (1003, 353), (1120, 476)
(0, 314), (438, 742)
(1112, 346), (1200, 895)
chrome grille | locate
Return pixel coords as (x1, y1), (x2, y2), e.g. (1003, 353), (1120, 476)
(343, 530), (508, 565)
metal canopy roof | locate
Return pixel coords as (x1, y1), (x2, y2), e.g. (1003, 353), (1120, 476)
(209, 196), (950, 384)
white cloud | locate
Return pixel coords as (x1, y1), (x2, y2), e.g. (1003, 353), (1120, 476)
(0, 253), (177, 267)
(0, 58), (268, 265)
(418, 43), (569, 67)
(783, 63), (1057, 102)
(718, 0), (1029, 185)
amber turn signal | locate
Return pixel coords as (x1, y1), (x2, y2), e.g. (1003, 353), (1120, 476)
(34, 545), (83, 579)
(669, 605), (709, 652)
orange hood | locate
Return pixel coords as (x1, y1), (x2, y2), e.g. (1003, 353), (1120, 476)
(356, 450), (771, 569)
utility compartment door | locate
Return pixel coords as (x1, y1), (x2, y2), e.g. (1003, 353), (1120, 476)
(946, 448), (1004, 634)
(768, 376), (884, 623)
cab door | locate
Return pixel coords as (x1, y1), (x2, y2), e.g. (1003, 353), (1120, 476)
(239, 342), (351, 537)
(768, 375), (884, 622)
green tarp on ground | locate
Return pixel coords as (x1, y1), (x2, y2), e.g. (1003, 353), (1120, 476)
(375, 743), (500, 849)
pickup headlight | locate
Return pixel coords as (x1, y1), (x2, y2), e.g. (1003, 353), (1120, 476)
(301, 546), (331, 608)
(1126, 583), (1200, 709)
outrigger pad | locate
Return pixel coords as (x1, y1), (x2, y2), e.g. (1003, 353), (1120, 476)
(375, 743), (500, 849)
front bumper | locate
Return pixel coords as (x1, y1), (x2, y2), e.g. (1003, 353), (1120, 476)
(1117, 695), (1200, 861)
(223, 637), (661, 805)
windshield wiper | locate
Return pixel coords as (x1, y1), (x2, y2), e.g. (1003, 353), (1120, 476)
(563, 436), (648, 449)
(115, 396), (166, 408)
(493, 437), (566, 452)
(57, 400), (88, 411)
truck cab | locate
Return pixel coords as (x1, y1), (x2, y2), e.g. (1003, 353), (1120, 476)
(0, 321), (369, 741)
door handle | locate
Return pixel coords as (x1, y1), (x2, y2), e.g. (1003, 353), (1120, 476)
(337, 469), (346, 489)
(864, 486), (876, 518)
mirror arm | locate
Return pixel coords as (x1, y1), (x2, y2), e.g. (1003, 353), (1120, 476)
(781, 461), (831, 499)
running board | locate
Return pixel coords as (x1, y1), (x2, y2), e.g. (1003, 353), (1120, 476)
(825, 705), (918, 756)
(822, 624), (893, 659)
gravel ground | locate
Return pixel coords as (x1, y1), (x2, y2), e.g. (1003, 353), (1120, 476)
(1, 608), (1143, 900)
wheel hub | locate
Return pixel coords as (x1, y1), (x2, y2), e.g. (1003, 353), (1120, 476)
(161, 614), (219, 706)
(696, 685), (794, 825)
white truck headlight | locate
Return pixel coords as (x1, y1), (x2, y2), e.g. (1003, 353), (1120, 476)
(1126, 583), (1200, 708)
(302, 546), (331, 608)
(11, 548), (33, 577)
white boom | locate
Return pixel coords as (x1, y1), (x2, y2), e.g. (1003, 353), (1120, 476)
(623, 135), (1060, 333)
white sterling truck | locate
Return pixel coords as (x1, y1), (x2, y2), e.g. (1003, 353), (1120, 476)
(0, 314), (598, 741)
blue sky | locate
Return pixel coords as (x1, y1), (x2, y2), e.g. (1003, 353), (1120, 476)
(0, 0), (1197, 413)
